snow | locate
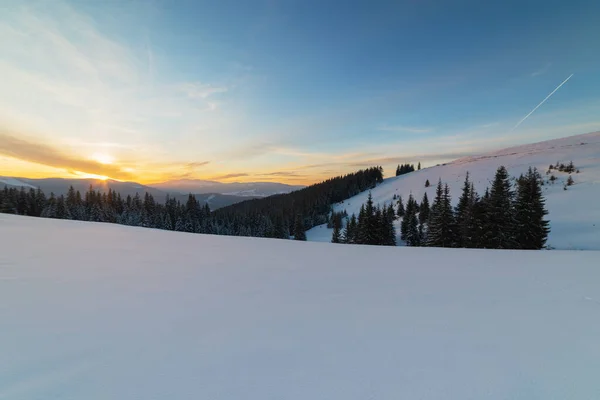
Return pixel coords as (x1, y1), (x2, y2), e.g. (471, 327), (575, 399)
(1, 214), (600, 399)
(308, 132), (600, 250)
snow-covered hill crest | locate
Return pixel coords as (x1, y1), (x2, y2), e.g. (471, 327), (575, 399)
(308, 132), (600, 250)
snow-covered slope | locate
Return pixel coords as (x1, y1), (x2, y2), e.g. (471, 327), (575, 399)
(0, 214), (599, 399)
(308, 132), (600, 250)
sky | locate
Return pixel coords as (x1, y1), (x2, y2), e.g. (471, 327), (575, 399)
(1, 0), (599, 185)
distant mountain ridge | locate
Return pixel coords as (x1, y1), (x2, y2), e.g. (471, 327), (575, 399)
(151, 179), (304, 197)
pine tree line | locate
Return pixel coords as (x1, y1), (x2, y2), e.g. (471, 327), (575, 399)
(0, 185), (219, 233)
(332, 193), (396, 246)
(395, 163), (416, 176)
(333, 166), (550, 250)
(213, 167), (384, 239)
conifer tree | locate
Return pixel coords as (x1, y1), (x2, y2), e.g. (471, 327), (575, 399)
(55, 195), (71, 219)
(175, 216), (185, 231)
(470, 185), (487, 248)
(343, 214), (358, 244)
(41, 193), (58, 218)
(515, 167), (550, 249)
(418, 162), (421, 170)
(357, 204), (367, 244)
(455, 172), (475, 247)
(385, 203), (397, 246)
(405, 211), (420, 246)
(460, 182), (481, 248)
(184, 214), (195, 233)
(426, 180), (455, 247)
(294, 215), (307, 241)
(374, 206), (384, 245)
(483, 166), (517, 248)
(401, 193), (419, 242)
(361, 193), (377, 245)
(331, 223), (342, 243)
(163, 213), (173, 230)
(396, 196), (405, 217)
(419, 192), (430, 225)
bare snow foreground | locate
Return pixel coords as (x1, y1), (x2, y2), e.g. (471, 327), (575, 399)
(1, 214), (599, 400)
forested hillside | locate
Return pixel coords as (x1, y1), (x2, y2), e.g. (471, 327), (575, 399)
(0, 167), (383, 239)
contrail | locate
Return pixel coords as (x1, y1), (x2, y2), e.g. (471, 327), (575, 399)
(511, 73), (574, 131)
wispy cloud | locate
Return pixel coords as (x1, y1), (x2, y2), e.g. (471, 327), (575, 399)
(185, 161), (211, 169)
(259, 171), (302, 177)
(378, 125), (433, 134)
(210, 173), (249, 180)
(531, 63), (552, 77)
(177, 82), (228, 99)
(475, 122), (498, 129)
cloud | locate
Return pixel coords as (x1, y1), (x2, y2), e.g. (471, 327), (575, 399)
(378, 125), (433, 133)
(185, 161), (211, 169)
(68, 141), (136, 149)
(177, 82), (228, 99)
(0, 131), (133, 180)
(259, 171), (302, 177)
(475, 122), (498, 129)
(531, 63), (552, 77)
(210, 173), (249, 180)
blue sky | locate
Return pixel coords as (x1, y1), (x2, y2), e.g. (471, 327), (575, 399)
(1, 0), (599, 183)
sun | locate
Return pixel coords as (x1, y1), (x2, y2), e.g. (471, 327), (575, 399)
(91, 152), (115, 165)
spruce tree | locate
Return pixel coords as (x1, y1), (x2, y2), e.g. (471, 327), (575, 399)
(184, 214), (195, 233)
(331, 223), (342, 243)
(385, 203), (397, 246)
(419, 192), (430, 225)
(470, 186), (487, 248)
(461, 182), (480, 248)
(293, 215), (306, 241)
(363, 193), (377, 245)
(484, 166), (517, 249)
(344, 214), (358, 244)
(374, 206), (384, 245)
(418, 162), (421, 170)
(397, 196), (405, 217)
(515, 167), (550, 249)
(175, 216), (185, 231)
(426, 180), (455, 247)
(405, 211), (421, 246)
(55, 195), (71, 220)
(455, 172), (474, 247)
(357, 204), (367, 244)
